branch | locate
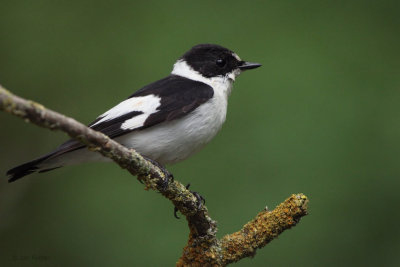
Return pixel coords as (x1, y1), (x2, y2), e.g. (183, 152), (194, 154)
(0, 85), (309, 266)
(219, 194), (308, 265)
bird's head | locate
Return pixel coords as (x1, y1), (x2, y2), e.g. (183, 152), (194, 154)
(172, 44), (261, 82)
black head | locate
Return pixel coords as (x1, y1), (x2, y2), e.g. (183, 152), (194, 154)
(180, 44), (261, 78)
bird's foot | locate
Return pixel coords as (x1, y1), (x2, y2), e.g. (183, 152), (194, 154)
(174, 183), (206, 219)
(142, 156), (174, 190)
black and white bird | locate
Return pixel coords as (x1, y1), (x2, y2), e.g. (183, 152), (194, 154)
(7, 44), (261, 182)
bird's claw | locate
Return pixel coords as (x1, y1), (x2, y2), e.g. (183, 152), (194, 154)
(186, 183), (206, 208)
(174, 183), (206, 219)
(142, 156), (173, 191)
(157, 168), (173, 190)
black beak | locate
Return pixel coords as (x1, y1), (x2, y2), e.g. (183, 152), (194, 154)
(238, 61), (262, 70)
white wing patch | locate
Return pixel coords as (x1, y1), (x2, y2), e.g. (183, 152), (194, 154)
(121, 113), (151, 130)
(92, 94), (161, 129)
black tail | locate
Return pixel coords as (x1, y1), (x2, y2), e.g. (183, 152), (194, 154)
(7, 139), (84, 182)
(7, 154), (54, 182)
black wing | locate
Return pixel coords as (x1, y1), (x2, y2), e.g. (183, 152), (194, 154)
(132, 74), (214, 130)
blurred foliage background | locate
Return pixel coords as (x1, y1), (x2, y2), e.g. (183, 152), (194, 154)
(1, 0), (399, 266)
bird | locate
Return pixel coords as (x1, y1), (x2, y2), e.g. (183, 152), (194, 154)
(6, 44), (261, 182)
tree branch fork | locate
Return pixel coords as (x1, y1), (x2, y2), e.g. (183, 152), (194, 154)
(0, 85), (308, 266)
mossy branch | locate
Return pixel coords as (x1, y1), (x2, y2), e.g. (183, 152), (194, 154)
(0, 85), (309, 266)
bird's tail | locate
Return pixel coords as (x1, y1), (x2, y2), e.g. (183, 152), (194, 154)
(6, 153), (60, 182)
(6, 139), (87, 182)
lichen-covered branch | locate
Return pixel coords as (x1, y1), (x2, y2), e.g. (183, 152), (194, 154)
(219, 194), (308, 265)
(0, 85), (309, 266)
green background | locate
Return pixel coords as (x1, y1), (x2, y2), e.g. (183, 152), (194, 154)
(1, 1), (399, 266)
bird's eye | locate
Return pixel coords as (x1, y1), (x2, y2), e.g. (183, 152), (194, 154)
(216, 58), (226, 67)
